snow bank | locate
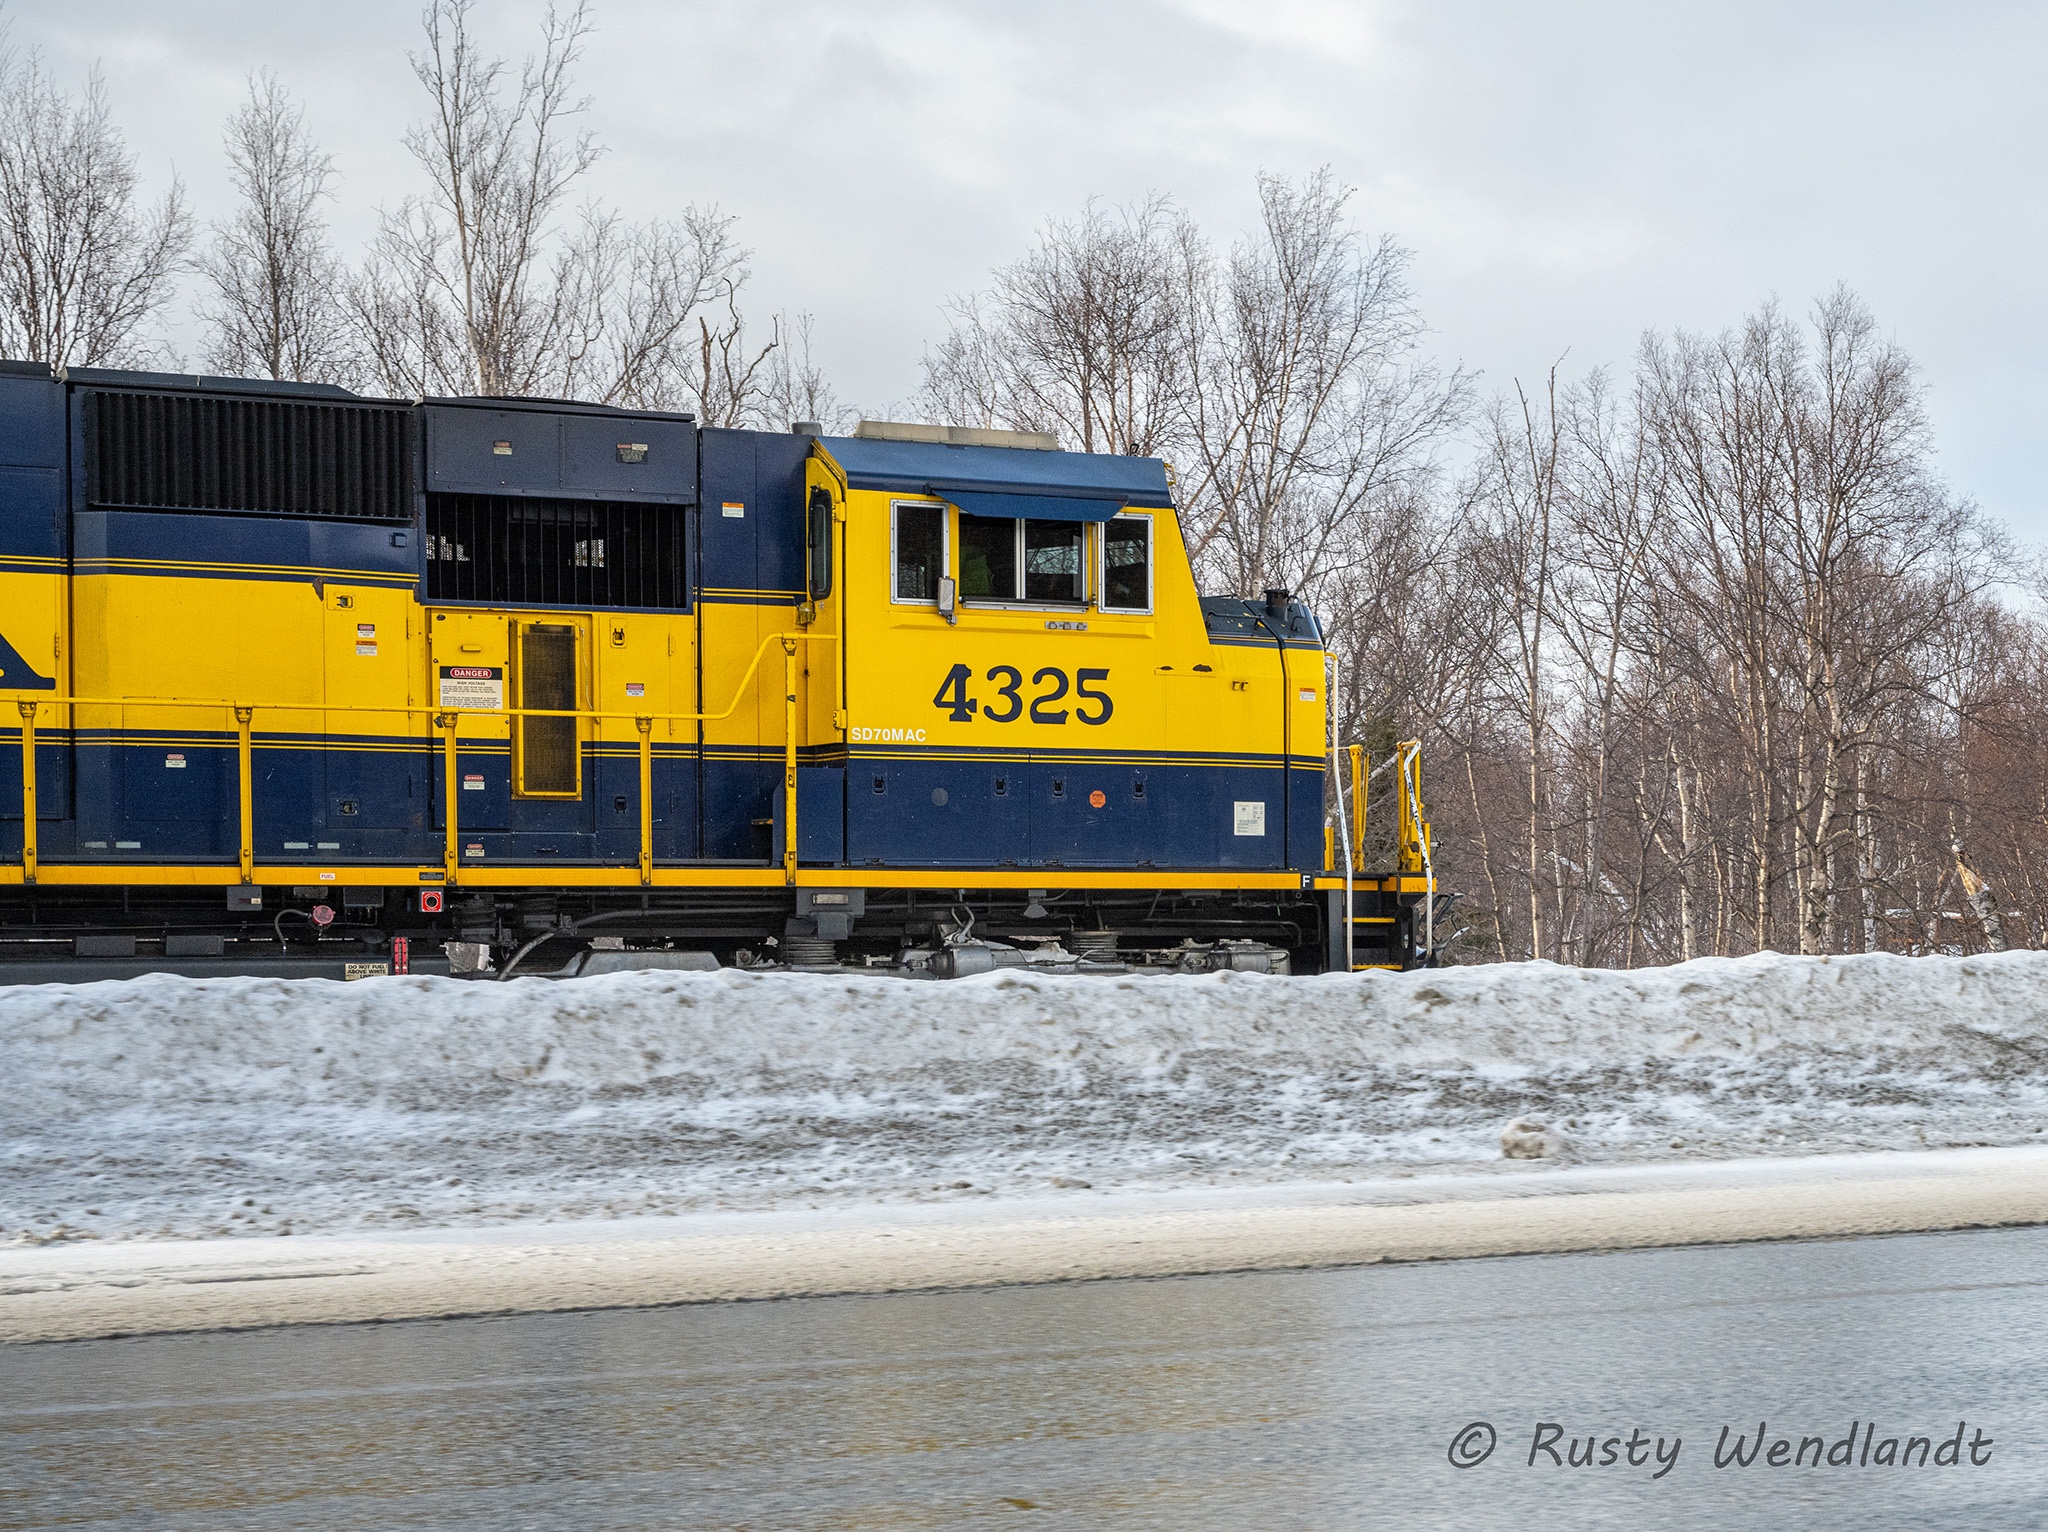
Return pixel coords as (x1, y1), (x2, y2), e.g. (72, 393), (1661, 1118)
(8, 952), (2048, 1243)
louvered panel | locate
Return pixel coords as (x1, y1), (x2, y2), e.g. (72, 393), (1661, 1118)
(84, 389), (414, 522)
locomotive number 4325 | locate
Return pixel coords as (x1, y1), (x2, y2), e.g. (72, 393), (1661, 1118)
(932, 664), (1112, 725)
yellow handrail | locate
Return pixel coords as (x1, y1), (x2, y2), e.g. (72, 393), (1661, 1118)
(3, 631), (837, 885)
(0, 633), (838, 725)
(1395, 739), (1431, 876)
(1395, 737), (1436, 961)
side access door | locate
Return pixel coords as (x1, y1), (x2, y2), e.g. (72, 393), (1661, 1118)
(427, 610), (512, 839)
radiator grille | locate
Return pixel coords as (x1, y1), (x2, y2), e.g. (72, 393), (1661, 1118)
(85, 390), (414, 521)
(425, 493), (687, 610)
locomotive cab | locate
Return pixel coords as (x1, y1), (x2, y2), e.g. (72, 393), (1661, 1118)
(794, 423), (1328, 873)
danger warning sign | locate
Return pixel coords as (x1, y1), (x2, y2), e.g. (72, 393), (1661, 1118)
(437, 665), (505, 709)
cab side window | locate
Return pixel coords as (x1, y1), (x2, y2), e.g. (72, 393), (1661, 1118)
(960, 516), (1084, 604)
(806, 487), (833, 599)
(1101, 513), (1151, 611)
(892, 502), (947, 602)
(1024, 520), (1084, 602)
(959, 515), (1015, 599)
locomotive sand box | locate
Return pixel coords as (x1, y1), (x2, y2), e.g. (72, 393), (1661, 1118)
(0, 362), (1439, 980)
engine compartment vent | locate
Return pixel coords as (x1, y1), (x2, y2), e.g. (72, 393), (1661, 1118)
(425, 493), (687, 610)
(84, 388), (415, 522)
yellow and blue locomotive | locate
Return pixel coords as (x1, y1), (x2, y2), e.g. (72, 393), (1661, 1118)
(0, 362), (1436, 978)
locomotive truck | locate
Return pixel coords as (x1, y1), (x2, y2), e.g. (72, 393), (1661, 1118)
(0, 361), (1439, 980)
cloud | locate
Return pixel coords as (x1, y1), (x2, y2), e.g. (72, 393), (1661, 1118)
(10, 0), (2048, 536)
(1159, 0), (1391, 60)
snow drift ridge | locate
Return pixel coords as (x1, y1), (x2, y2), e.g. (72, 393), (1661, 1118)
(8, 952), (2048, 1242)
(9, 950), (2048, 1107)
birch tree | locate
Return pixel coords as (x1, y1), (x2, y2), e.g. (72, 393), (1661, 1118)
(198, 72), (353, 383)
(352, 0), (745, 404)
(920, 194), (1197, 455)
(1182, 171), (1466, 604)
(0, 47), (188, 367)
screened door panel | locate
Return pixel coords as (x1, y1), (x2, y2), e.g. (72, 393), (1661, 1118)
(516, 622), (583, 798)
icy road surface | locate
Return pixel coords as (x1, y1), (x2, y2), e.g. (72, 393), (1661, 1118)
(8, 952), (2048, 1245)
(9, 1228), (2047, 1529)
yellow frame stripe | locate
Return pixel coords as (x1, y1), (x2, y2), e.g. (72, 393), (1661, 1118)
(78, 557), (415, 581)
(0, 864), (1356, 891)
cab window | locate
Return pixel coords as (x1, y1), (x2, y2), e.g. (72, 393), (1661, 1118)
(806, 487), (833, 599)
(960, 517), (1084, 604)
(892, 502), (947, 603)
(958, 515), (1014, 600)
(1101, 513), (1152, 612)
(1024, 520), (1084, 602)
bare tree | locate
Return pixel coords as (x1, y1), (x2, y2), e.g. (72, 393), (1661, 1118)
(552, 204), (748, 409)
(921, 194), (1197, 454)
(686, 280), (782, 427)
(1406, 289), (2022, 967)
(0, 45), (188, 367)
(1183, 170), (1467, 603)
(760, 310), (855, 432)
(350, 228), (465, 398)
(351, 0), (744, 403)
(1466, 375), (1567, 959)
(198, 72), (353, 383)
(1635, 294), (2001, 954)
(361, 0), (598, 396)
(921, 173), (1464, 600)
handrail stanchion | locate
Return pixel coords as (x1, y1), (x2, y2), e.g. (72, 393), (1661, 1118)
(234, 706), (254, 884)
(635, 715), (654, 887)
(1326, 654), (1352, 973)
(437, 710), (460, 886)
(1348, 742), (1367, 872)
(17, 700), (37, 885)
(782, 638), (799, 887)
(1403, 740), (1436, 965)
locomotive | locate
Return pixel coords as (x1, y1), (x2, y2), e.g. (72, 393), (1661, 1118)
(0, 361), (1439, 980)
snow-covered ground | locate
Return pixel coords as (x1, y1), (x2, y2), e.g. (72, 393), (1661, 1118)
(8, 951), (2048, 1246)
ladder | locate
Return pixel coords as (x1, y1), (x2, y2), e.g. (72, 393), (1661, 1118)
(1325, 739), (1436, 970)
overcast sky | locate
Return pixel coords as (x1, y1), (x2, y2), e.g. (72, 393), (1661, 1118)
(18, 1), (2048, 538)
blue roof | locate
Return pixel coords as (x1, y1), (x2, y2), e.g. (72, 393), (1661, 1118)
(817, 434), (1174, 509)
